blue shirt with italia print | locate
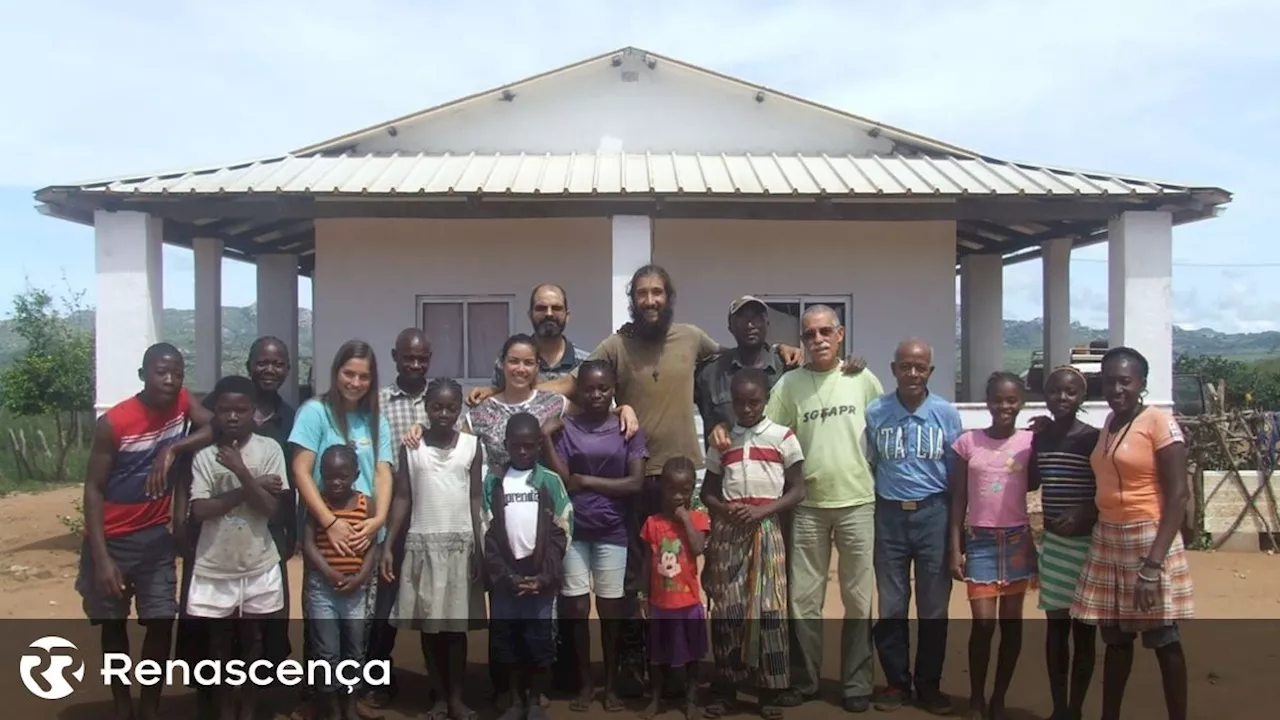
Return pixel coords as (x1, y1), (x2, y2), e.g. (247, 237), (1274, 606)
(865, 391), (963, 502)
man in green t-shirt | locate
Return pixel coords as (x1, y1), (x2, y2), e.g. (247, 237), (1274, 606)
(764, 304), (884, 712)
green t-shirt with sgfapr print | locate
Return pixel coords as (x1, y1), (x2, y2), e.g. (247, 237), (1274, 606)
(765, 366), (884, 508)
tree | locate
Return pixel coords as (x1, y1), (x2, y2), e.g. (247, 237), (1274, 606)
(1175, 353), (1280, 411)
(0, 285), (95, 482)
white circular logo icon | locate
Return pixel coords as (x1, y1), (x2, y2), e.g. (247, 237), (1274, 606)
(19, 636), (85, 700)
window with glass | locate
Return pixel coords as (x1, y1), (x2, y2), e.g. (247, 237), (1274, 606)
(417, 296), (515, 382)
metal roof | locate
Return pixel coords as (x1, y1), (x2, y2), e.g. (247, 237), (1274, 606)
(53, 151), (1215, 199)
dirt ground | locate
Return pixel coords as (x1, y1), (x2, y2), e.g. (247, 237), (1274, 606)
(2, 487), (1279, 719)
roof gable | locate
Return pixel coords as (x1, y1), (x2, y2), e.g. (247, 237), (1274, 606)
(292, 46), (981, 159)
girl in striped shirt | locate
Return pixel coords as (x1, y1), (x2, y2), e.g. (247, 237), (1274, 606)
(302, 444), (380, 719)
(1028, 366), (1100, 720)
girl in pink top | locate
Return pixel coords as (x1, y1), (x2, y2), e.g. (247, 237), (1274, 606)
(947, 372), (1036, 720)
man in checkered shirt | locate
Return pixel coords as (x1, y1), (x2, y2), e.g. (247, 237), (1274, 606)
(364, 327), (433, 709)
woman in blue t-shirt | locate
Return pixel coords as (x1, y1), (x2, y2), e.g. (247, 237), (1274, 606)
(288, 339), (394, 589)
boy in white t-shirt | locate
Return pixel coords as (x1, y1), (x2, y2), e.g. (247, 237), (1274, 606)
(187, 375), (289, 720)
(482, 412), (574, 720)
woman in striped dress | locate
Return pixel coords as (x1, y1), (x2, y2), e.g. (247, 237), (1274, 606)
(1028, 366), (1099, 720)
(1071, 347), (1192, 720)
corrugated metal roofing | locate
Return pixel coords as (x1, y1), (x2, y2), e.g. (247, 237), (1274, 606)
(59, 152), (1206, 198)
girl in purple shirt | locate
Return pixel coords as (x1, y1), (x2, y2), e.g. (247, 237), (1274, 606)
(542, 359), (649, 712)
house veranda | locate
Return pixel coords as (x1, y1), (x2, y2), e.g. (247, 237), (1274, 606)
(34, 47), (1232, 432)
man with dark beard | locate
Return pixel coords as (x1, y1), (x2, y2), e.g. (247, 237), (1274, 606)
(490, 284), (591, 389)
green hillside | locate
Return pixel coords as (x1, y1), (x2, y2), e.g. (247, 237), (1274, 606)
(0, 309), (1275, 380)
(0, 307), (315, 384)
(995, 319), (1280, 372)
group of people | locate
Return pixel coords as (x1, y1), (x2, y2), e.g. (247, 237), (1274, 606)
(75, 264), (1195, 720)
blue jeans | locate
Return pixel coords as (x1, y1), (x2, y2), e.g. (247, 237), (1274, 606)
(304, 569), (370, 693)
(490, 590), (557, 668)
(872, 494), (952, 693)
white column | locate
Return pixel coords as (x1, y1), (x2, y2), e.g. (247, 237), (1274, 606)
(960, 253), (1003, 402)
(309, 274), (317, 399)
(93, 210), (163, 414)
(1042, 237), (1073, 370)
(1108, 211), (1174, 404)
(256, 253), (300, 406)
(610, 216), (652, 332)
(193, 237), (223, 393)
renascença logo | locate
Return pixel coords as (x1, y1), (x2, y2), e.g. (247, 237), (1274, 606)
(20, 636), (86, 700)
(17, 634), (390, 699)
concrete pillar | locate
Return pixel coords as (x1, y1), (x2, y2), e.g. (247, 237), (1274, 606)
(193, 237), (223, 393)
(960, 254), (1004, 402)
(610, 216), (652, 332)
(1108, 211), (1174, 404)
(1042, 237), (1073, 371)
(93, 210), (164, 414)
(309, 274), (317, 399)
(256, 253), (300, 406)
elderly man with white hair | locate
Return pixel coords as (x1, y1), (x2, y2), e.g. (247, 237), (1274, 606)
(864, 338), (963, 714)
(763, 305), (885, 713)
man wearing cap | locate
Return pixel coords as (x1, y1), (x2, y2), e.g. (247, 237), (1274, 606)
(694, 296), (799, 446)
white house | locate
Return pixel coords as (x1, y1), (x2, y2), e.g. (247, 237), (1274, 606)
(34, 47), (1231, 430)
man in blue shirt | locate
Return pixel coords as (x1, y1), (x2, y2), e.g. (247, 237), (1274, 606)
(864, 339), (963, 714)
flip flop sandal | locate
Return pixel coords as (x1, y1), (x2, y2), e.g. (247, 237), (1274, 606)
(569, 695), (593, 713)
(603, 695), (627, 713)
(759, 704), (785, 720)
(703, 695), (733, 718)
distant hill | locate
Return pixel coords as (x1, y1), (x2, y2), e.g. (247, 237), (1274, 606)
(0, 308), (1275, 380)
(0, 306), (315, 384)
(990, 318), (1280, 372)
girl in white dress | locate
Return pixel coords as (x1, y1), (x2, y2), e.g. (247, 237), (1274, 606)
(382, 378), (485, 720)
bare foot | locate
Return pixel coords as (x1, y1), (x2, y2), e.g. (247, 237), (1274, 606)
(570, 686), (594, 712)
(603, 690), (626, 713)
(683, 701), (702, 720)
(448, 698), (478, 720)
(497, 703), (527, 720)
(639, 699), (661, 720)
(424, 700), (449, 720)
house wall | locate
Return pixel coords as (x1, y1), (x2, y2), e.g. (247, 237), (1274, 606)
(312, 217), (959, 424)
(353, 51), (894, 157)
(311, 218), (612, 393)
(652, 220), (959, 400)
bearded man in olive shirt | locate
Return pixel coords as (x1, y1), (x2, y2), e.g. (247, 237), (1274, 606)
(468, 266), (805, 693)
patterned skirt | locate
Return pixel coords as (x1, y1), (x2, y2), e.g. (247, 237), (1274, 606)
(1038, 531), (1092, 611)
(391, 531), (487, 633)
(1071, 520), (1194, 631)
(963, 525), (1037, 599)
(703, 515), (789, 689)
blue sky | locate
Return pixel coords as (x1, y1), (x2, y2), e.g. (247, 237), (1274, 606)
(2, 0), (1278, 332)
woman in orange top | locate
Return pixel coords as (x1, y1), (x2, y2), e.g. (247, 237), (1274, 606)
(1070, 347), (1192, 720)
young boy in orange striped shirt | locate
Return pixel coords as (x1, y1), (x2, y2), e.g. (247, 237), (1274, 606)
(301, 444), (380, 719)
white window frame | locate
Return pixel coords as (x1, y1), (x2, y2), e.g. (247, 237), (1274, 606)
(753, 294), (853, 354)
(415, 294), (517, 384)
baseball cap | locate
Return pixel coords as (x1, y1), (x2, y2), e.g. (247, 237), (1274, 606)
(728, 295), (768, 318)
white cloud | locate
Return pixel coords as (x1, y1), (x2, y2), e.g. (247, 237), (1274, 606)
(2, 0), (1277, 330)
